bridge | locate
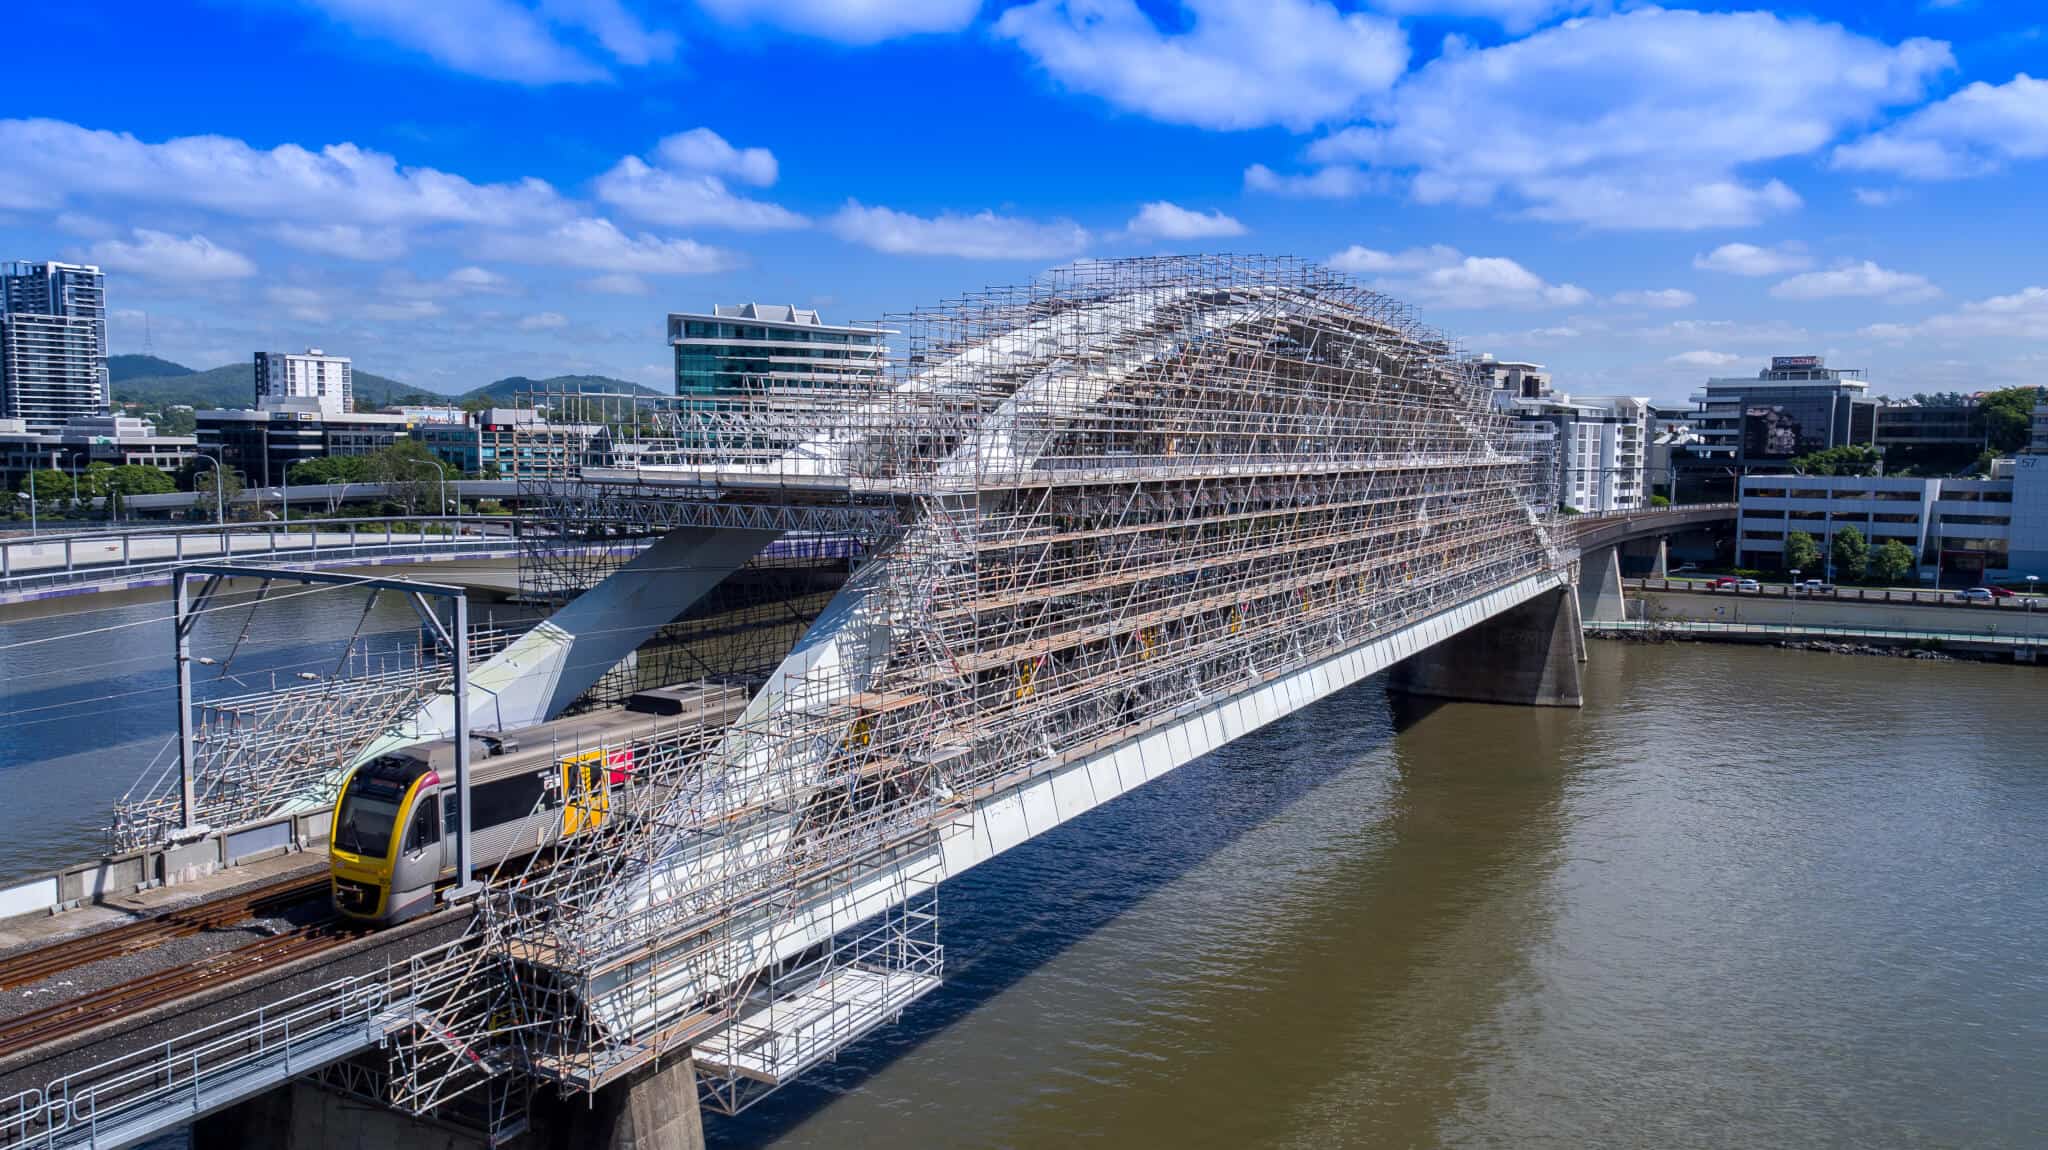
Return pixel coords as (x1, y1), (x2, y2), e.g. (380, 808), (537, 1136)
(0, 255), (1728, 1150)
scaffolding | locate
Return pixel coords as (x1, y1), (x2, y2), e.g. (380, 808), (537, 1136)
(375, 254), (1559, 1123)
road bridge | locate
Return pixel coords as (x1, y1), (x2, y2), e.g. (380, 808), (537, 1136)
(0, 255), (1673, 1149)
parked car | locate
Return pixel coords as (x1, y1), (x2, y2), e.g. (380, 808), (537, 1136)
(1670, 563), (1699, 575)
(1794, 579), (1836, 594)
(1708, 576), (1740, 589)
(1986, 585), (2016, 598)
(1735, 579), (1762, 592)
(1957, 587), (1995, 602)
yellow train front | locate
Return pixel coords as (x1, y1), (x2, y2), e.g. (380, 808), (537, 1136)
(329, 683), (748, 925)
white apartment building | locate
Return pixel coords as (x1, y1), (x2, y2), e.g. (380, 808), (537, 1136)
(255, 347), (353, 417)
(1482, 361), (1649, 514)
(0, 261), (107, 432)
(1736, 474), (2035, 583)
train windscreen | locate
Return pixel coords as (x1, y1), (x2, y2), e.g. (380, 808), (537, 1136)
(335, 756), (423, 858)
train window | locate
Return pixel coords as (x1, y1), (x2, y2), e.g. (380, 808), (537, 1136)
(472, 772), (551, 830)
(404, 801), (440, 852)
(443, 792), (459, 836)
(334, 775), (402, 859)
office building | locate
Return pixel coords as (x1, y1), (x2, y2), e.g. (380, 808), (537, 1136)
(1737, 473), (2024, 582)
(0, 414), (196, 490)
(255, 348), (353, 417)
(1691, 355), (1876, 469)
(415, 407), (602, 479)
(195, 400), (408, 486)
(0, 261), (107, 432)
(2031, 401), (2048, 453)
(1475, 356), (1553, 400)
(667, 304), (887, 397)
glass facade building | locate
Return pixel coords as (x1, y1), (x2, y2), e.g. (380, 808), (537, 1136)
(1692, 355), (1876, 468)
(668, 304), (887, 397)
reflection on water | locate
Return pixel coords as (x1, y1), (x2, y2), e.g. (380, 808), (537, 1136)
(713, 643), (2048, 1150)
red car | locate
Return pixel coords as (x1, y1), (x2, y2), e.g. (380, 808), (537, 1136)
(1987, 586), (2016, 598)
(1708, 576), (1740, 589)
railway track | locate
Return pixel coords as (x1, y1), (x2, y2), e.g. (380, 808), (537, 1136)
(0, 921), (354, 1060)
(0, 875), (328, 993)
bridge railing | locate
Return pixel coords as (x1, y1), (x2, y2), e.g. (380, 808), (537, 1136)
(0, 939), (469, 1150)
(0, 517), (522, 597)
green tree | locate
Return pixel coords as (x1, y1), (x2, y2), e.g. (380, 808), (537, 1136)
(100, 465), (177, 496)
(181, 460), (245, 519)
(16, 468), (75, 504)
(366, 440), (448, 514)
(1649, 494), (1670, 507)
(1789, 444), (1882, 476)
(1979, 386), (2042, 454)
(1831, 525), (1869, 581)
(287, 455), (373, 485)
(1870, 538), (1917, 585)
(1784, 530), (1821, 574)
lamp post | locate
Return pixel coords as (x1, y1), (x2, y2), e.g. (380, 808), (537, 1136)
(190, 449), (229, 558)
(2029, 574), (2040, 610)
(418, 458), (450, 519)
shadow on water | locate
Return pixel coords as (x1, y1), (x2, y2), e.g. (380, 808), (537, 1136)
(704, 684), (1558, 1148)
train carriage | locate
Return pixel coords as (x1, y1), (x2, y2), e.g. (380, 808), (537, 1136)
(330, 682), (749, 924)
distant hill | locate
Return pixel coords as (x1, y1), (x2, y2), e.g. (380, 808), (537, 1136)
(104, 359), (656, 411)
(459, 375), (664, 404)
(108, 354), (194, 382)
(110, 361), (416, 410)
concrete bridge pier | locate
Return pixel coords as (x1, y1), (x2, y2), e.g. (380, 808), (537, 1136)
(191, 1058), (705, 1150)
(1388, 586), (1584, 707)
(1576, 545), (1630, 624)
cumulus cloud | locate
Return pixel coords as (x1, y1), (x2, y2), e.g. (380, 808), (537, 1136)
(1329, 244), (1588, 309)
(1770, 261), (1939, 303)
(1852, 187), (1906, 207)
(580, 273), (653, 295)
(273, 222), (407, 261)
(594, 129), (805, 231)
(1833, 73), (2048, 179)
(695, 0), (979, 44)
(292, 0), (676, 84)
(86, 229), (256, 281)
(1612, 289), (1696, 310)
(1667, 350), (1744, 367)
(476, 217), (740, 275)
(829, 201), (1090, 260)
(361, 298), (445, 322)
(1124, 201), (1245, 240)
(1693, 243), (1813, 277)
(1243, 164), (1384, 199)
(995, 0), (1408, 132)
(1300, 9), (1950, 229)
(266, 285), (332, 323)
(653, 128), (778, 187)
(0, 119), (568, 228)
(1863, 286), (2048, 342)
(520, 311), (570, 331)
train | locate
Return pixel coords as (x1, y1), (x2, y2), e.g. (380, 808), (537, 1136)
(328, 681), (751, 925)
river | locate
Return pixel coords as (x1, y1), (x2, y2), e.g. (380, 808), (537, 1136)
(2, 602), (2043, 1147)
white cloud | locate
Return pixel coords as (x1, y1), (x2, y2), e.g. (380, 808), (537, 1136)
(1243, 164), (1383, 199)
(1124, 201), (1245, 240)
(594, 157), (805, 231)
(653, 128), (779, 187)
(1329, 244), (1587, 310)
(1833, 73), (2048, 179)
(292, 0), (675, 84)
(1770, 261), (1939, 302)
(0, 119), (569, 228)
(273, 222), (407, 261)
(995, 0), (1408, 132)
(1862, 286), (2048, 342)
(477, 217), (740, 274)
(360, 299), (445, 322)
(1303, 9), (1951, 229)
(580, 273), (652, 295)
(266, 285), (332, 323)
(1852, 187), (1906, 207)
(520, 311), (570, 331)
(1613, 289), (1696, 310)
(696, 0), (978, 44)
(86, 229), (256, 281)
(1667, 350), (1743, 367)
(1693, 243), (1813, 277)
(380, 265), (519, 300)
(829, 201), (1090, 260)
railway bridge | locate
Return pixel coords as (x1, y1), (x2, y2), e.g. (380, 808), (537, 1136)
(0, 256), (1725, 1150)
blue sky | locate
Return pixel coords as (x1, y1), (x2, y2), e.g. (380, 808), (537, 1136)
(1, 1), (2042, 403)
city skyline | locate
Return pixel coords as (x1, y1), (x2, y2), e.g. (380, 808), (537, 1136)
(2, 1), (2041, 403)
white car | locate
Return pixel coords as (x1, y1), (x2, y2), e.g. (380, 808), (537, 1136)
(1735, 579), (1761, 592)
(1956, 587), (1995, 602)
